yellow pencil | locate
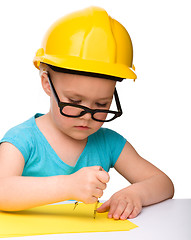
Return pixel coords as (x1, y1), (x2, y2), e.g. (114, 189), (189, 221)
(94, 200), (99, 219)
(73, 166), (103, 218)
(94, 166), (103, 218)
(73, 201), (78, 210)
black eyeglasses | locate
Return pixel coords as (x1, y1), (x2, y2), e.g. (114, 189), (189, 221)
(47, 72), (123, 122)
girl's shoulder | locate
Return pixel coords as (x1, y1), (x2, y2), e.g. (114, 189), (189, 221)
(1, 114), (41, 140)
(92, 127), (126, 142)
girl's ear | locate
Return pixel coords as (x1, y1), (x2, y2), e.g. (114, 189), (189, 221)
(41, 72), (51, 96)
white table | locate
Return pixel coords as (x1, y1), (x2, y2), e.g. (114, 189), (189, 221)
(1, 199), (191, 240)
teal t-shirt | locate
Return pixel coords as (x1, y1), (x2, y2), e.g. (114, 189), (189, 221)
(0, 114), (126, 177)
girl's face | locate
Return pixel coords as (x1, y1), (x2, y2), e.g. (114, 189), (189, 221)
(45, 70), (116, 141)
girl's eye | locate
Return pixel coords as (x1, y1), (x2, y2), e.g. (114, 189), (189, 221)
(68, 98), (81, 104)
(96, 103), (107, 108)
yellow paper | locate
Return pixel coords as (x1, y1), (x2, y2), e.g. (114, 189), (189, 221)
(0, 203), (138, 238)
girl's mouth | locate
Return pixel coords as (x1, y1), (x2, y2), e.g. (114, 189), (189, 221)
(75, 126), (90, 130)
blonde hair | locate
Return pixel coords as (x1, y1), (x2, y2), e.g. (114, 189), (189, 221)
(39, 63), (49, 77)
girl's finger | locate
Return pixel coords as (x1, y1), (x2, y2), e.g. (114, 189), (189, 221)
(93, 188), (103, 199)
(96, 181), (107, 190)
(128, 205), (142, 219)
(107, 200), (118, 218)
(109, 200), (130, 220)
(113, 201), (128, 219)
(120, 204), (134, 220)
(97, 170), (110, 183)
(96, 199), (110, 213)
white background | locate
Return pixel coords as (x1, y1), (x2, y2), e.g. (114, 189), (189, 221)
(0, 0), (190, 200)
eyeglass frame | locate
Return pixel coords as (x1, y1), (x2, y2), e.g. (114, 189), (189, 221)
(47, 72), (123, 122)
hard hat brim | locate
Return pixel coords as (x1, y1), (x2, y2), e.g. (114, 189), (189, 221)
(34, 54), (137, 80)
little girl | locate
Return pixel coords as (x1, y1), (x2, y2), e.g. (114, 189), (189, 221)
(0, 6), (174, 220)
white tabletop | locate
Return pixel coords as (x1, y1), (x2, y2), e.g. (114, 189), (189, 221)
(1, 199), (191, 240)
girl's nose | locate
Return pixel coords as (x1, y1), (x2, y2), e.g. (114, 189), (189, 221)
(79, 111), (92, 121)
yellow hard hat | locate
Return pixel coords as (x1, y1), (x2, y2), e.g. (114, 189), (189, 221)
(33, 6), (137, 80)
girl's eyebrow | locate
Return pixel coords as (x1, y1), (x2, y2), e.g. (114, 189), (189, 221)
(97, 96), (113, 101)
(63, 90), (113, 101)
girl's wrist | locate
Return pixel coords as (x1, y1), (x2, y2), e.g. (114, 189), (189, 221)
(124, 183), (145, 206)
(57, 175), (74, 201)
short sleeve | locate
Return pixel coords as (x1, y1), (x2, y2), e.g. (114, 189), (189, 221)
(103, 128), (127, 167)
(0, 125), (32, 163)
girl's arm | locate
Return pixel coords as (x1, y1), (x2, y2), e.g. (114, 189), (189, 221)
(0, 142), (72, 211)
(97, 141), (174, 219)
(0, 143), (109, 211)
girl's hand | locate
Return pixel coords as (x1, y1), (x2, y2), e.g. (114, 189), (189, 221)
(68, 166), (110, 204)
(97, 186), (143, 220)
